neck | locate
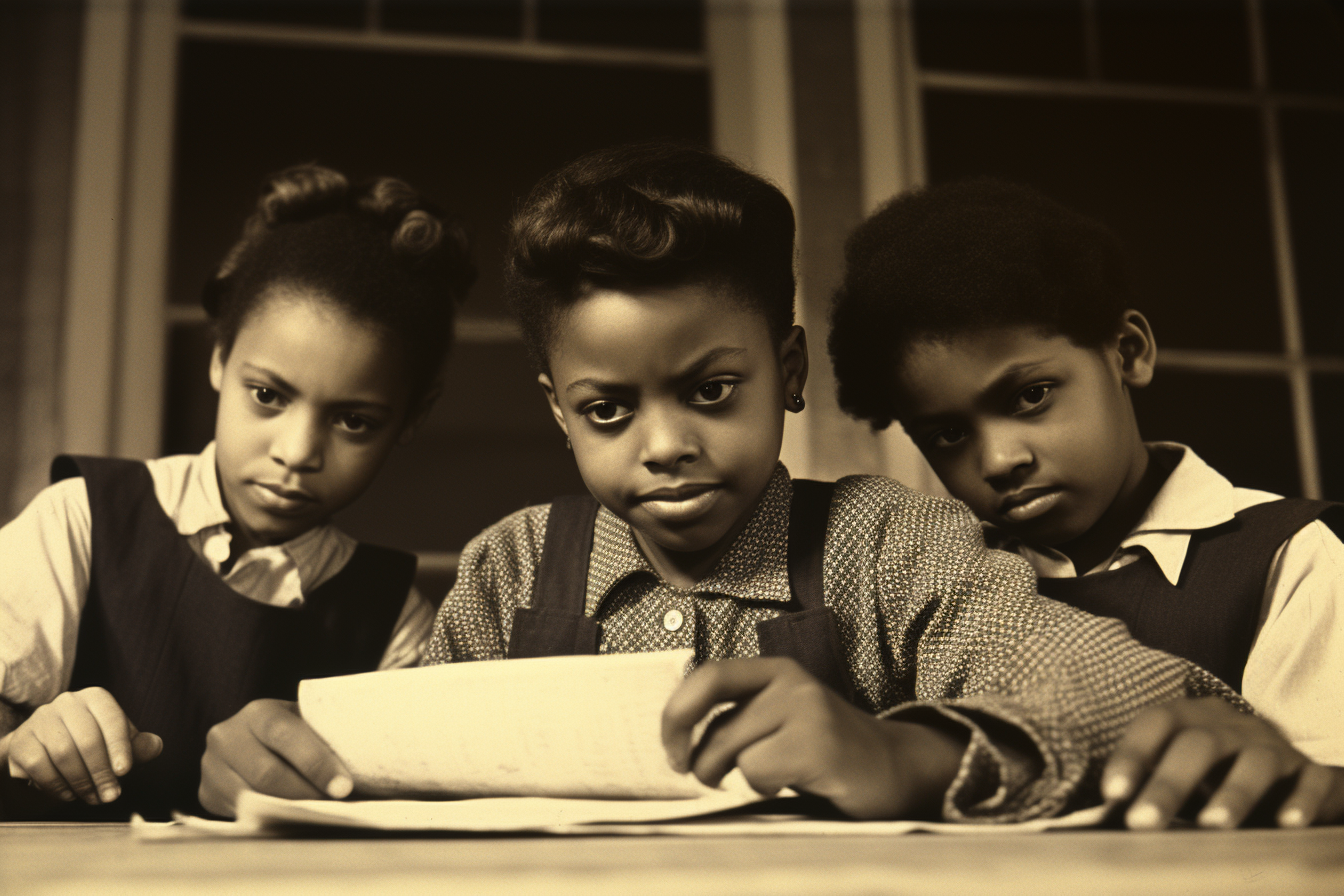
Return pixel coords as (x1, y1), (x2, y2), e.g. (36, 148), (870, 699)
(1056, 443), (1169, 575)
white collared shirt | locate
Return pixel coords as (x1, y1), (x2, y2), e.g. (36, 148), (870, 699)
(987, 442), (1344, 764)
(0, 443), (433, 724)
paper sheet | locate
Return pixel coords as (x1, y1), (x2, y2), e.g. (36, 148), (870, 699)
(299, 649), (711, 800)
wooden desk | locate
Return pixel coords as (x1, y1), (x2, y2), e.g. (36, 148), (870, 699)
(2, 823), (1342, 895)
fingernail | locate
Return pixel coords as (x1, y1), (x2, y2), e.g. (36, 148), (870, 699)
(113, 759), (130, 775)
(1102, 774), (1131, 801)
(1198, 806), (1232, 829)
(1280, 808), (1307, 828)
(1127, 803), (1162, 830)
(99, 784), (120, 803)
(58, 790), (76, 802)
(326, 775), (353, 799)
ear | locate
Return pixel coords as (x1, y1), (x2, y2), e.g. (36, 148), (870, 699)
(1113, 309), (1156, 390)
(779, 325), (809, 411)
(398, 383), (441, 445)
(538, 372), (570, 439)
(209, 343), (226, 393)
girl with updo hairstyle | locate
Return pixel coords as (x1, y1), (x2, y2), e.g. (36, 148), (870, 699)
(0, 164), (475, 821)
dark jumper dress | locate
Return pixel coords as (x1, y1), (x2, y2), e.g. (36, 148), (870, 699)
(1036, 498), (1343, 690)
(11, 455), (415, 820)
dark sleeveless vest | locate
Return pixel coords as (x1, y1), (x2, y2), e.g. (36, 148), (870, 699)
(1035, 498), (1343, 691)
(37, 455), (416, 820)
(506, 480), (856, 702)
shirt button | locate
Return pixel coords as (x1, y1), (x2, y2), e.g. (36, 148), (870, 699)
(662, 609), (684, 632)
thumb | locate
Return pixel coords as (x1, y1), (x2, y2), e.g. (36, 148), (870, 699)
(131, 730), (163, 763)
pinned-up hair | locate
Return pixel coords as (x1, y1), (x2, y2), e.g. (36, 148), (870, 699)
(829, 178), (1132, 430)
(204, 164), (477, 401)
(504, 143), (797, 371)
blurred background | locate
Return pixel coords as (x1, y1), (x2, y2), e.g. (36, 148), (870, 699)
(3, 0), (1342, 601)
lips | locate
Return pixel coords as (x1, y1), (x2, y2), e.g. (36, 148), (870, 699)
(249, 481), (317, 515)
(998, 487), (1063, 523)
(637, 483), (721, 524)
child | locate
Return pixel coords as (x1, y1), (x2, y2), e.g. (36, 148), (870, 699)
(0, 164), (474, 820)
(828, 177), (1344, 827)
(199, 144), (1273, 824)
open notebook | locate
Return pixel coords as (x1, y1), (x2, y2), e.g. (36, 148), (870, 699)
(167, 650), (1110, 836)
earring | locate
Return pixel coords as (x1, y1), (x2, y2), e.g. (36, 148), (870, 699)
(565, 437), (572, 450)
(791, 393), (806, 412)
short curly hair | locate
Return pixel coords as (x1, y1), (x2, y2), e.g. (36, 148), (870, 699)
(204, 164), (476, 403)
(504, 143), (796, 370)
(829, 178), (1131, 430)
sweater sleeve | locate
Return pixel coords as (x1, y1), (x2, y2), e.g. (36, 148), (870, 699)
(853, 477), (1240, 822)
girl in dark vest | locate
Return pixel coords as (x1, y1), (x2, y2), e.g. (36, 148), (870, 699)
(0, 164), (474, 820)
(201, 145), (1313, 828)
(829, 177), (1344, 828)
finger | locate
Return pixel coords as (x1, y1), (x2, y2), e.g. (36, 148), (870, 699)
(1126, 729), (1220, 830)
(1196, 746), (1282, 829)
(199, 747), (252, 819)
(662, 659), (796, 773)
(131, 731), (163, 763)
(55, 699), (121, 804)
(1103, 704), (1179, 803)
(690, 703), (786, 789)
(81, 688), (136, 778)
(7, 726), (79, 802)
(247, 703), (352, 798)
(1277, 763), (1336, 828)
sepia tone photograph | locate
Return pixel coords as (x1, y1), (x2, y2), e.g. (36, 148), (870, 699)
(2, 0), (1343, 892)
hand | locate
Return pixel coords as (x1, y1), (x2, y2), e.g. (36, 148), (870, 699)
(0, 687), (162, 805)
(1102, 697), (1344, 829)
(661, 657), (966, 819)
(199, 698), (352, 818)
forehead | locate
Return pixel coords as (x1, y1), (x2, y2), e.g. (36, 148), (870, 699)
(231, 290), (411, 399)
(548, 283), (774, 382)
(895, 327), (1089, 416)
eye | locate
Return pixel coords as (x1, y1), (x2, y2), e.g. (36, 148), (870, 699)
(1014, 384), (1052, 412)
(927, 428), (967, 450)
(250, 386), (285, 409)
(583, 400), (633, 425)
(689, 380), (736, 405)
(335, 413), (376, 434)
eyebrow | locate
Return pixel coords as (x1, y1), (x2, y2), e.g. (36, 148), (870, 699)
(240, 363), (395, 413)
(564, 346), (748, 395)
(901, 359), (1053, 427)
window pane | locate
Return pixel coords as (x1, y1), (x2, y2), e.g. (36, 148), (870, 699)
(1262, 0), (1344, 97)
(1095, 0), (1251, 89)
(1313, 373), (1344, 500)
(334, 341), (587, 553)
(1280, 108), (1344, 356)
(923, 90), (1281, 352)
(170, 38), (710, 322)
(181, 0), (365, 29)
(913, 0), (1087, 79)
(382, 0), (523, 39)
(537, 0), (703, 52)
(1134, 369), (1300, 497)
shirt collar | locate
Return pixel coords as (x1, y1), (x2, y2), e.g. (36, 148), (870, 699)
(175, 441), (354, 595)
(987, 443), (1237, 585)
(584, 464), (794, 614)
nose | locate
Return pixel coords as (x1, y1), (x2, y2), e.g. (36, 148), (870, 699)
(271, 412), (324, 472)
(639, 405), (699, 471)
(979, 422), (1032, 487)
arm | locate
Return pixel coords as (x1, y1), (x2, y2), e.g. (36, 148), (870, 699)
(856, 481), (1238, 821)
(1241, 518), (1344, 765)
(1, 480), (163, 807)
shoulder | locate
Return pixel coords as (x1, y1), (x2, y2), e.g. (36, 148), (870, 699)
(457, 503), (553, 573)
(828, 473), (980, 534)
(5, 476), (91, 533)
